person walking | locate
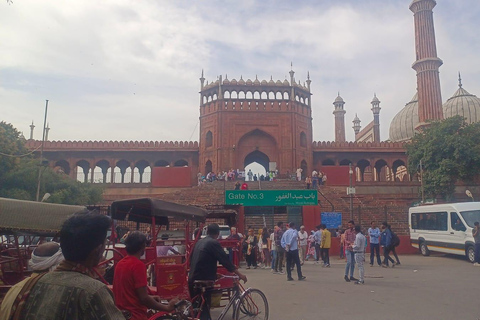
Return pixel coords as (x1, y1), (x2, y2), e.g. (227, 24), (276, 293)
(368, 221), (382, 266)
(380, 222), (395, 267)
(313, 225), (322, 264)
(344, 220), (357, 282)
(473, 222), (480, 266)
(281, 222), (306, 281)
(320, 224), (331, 267)
(305, 176), (312, 189)
(273, 222), (285, 274)
(352, 226), (366, 285)
(244, 229), (258, 269)
(305, 231), (316, 261)
(298, 225), (308, 265)
(270, 227), (277, 271)
(312, 170), (318, 189)
(260, 227), (270, 269)
(296, 168), (303, 181)
(247, 169), (253, 181)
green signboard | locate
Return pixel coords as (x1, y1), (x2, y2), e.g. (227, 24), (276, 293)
(225, 190), (317, 206)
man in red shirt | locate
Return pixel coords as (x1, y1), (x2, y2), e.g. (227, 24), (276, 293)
(113, 231), (178, 320)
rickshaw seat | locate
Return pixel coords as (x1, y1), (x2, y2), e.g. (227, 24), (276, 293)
(193, 280), (215, 289)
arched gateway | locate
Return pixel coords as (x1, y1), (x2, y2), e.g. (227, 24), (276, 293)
(198, 71), (313, 175)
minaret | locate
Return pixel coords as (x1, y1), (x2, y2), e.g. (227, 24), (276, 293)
(306, 72), (311, 107)
(333, 93), (346, 142)
(410, 0), (443, 129)
(199, 69), (205, 105)
(371, 94), (381, 142)
(29, 121), (35, 140)
(289, 63), (295, 101)
(353, 114), (361, 136)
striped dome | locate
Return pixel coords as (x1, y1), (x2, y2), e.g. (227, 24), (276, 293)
(389, 92), (419, 142)
(443, 83), (480, 124)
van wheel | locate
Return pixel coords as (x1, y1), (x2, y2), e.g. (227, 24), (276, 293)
(419, 242), (430, 256)
(466, 245), (475, 263)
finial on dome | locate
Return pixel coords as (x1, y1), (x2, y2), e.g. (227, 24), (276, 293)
(271, 75), (273, 80)
(240, 75), (243, 80)
(225, 74), (228, 79)
(291, 61), (293, 70)
(256, 74), (258, 80)
(458, 72), (463, 88)
(307, 71), (310, 80)
(201, 69), (204, 78)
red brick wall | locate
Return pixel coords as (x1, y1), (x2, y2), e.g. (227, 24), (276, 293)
(151, 167), (191, 187)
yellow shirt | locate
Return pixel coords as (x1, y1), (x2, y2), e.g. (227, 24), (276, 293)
(321, 229), (331, 248)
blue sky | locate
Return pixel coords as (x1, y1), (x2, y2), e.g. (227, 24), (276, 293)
(1, 0), (479, 142)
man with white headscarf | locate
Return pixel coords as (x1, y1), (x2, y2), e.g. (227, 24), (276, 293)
(0, 242), (64, 319)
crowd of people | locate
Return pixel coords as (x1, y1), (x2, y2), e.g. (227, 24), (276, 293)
(197, 168), (281, 186)
(305, 169), (327, 189)
(1, 210), (478, 320)
(232, 219), (405, 287)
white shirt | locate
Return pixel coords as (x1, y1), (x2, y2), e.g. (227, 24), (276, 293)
(312, 170), (318, 177)
(298, 230), (308, 246)
(270, 232), (275, 250)
(353, 233), (366, 253)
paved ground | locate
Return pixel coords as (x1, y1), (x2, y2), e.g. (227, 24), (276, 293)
(211, 253), (479, 320)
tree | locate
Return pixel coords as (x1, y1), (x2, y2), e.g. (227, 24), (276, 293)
(406, 116), (480, 201)
(0, 121), (104, 205)
(0, 121), (29, 183)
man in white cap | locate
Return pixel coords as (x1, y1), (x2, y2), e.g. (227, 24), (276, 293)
(0, 241), (64, 319)
(297, 225), (308, 265)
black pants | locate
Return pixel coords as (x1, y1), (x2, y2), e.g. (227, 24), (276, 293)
(286, 249), (303, 279)
(370, 243), (381, 265)
(390, 246), (400, 264)
(246, 251), (257, 267)
(383, 246), (395, 266)
(315, 243), (321, 261)
(189, 283), (212, 320)
(321, 248), (330, 265)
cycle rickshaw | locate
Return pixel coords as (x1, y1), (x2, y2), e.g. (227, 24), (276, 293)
(107, 198), (268, 320)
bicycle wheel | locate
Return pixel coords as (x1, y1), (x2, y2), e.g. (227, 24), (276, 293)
(234, 288), (269, 320)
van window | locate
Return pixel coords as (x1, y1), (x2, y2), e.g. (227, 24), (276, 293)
(451, 212), (466, 231)
(460, 210), (480, 228)
(414, 212), (448, 231)
(411, 213), (418, 229)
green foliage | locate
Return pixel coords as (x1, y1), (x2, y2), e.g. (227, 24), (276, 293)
(0, 121), (29, 182)
(0, 122), (104, 205)
(406, 116), (480, 201)
(0, 158), (104, 205)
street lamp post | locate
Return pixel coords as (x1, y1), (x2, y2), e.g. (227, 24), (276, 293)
(35, 100), (49, 202)
(349, 163), (354, 220)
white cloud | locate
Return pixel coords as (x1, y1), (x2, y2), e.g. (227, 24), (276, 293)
(1, 0), (479, 144)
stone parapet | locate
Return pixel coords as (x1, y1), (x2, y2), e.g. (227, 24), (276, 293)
(25, 140), (199, 152)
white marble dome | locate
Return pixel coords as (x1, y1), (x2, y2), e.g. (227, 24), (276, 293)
(389, 92), (419, 142)
(443, 81), (480, 124)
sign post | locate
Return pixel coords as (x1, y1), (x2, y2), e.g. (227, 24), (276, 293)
(225, 190), (317, 206)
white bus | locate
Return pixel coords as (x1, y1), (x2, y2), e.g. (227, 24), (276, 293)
(409, 202), (480, 263)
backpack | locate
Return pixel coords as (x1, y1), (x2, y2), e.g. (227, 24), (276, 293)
(391, 230), (400, 247)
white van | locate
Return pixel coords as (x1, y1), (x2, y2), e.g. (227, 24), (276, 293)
(409, 202), (480, 262)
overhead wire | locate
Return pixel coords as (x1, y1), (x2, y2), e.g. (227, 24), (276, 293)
(0, 144), (41, 157)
